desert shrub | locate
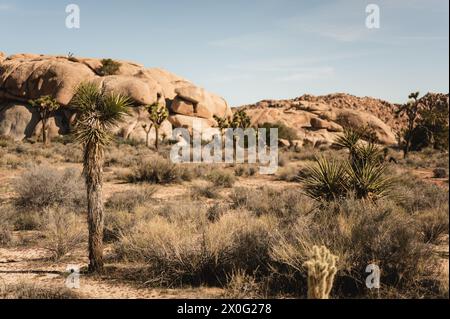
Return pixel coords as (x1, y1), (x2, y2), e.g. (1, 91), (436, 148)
(127, 157), (192, 184)
(0, 283), (79, 299)
(276, 166), (299, 182)
(433, 168), (447, 178)
(105, 187), (156, 212)
(0, 217), (13, 246)
(114, 205), (275, 286)
(234, 164), (257, 177)
(104, 210), (137, 243)
(97, 58), (121, 76)
(190, 183), (220, 200)
(229, 187), (315, 222)
(395, 173), (449, 213)
(0, 153), (24, 169)
(224, 269), (264, 299)
(14, 166), (85, 212)
(270, 197), (440, 298)
(207, 170), (235, 188)
(13, 211), (41, 231)
(42, 207), (85, 260)
(416, 208), (449, 244)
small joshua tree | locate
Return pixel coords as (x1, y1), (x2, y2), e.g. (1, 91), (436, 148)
(230, 110), (251, 129)
(146, 103), (169, 151)
(303, 245), (338, 299)
(142, 123), (153, 147)
(29, 95), (60, 146)
(396, 92), (421, 159)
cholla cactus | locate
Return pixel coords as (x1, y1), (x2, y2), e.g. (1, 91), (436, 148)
(303, 245), (338, 299)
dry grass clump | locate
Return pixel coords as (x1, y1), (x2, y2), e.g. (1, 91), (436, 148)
(415, 208), (449, 244)
(114, 205), (275, 287)
(404, 149), (449, 170)
(42, 207), (85, 261)
(0, 282), (79, 299)
(224, 269), (264, 299)
(394, 173), (449, 213)
(207, 170), (236, 188)
(190, 183), (221, 200)
(125, 157), (193, 184)
(276, 166), (300, 182)
(105, 186), (157, 212)
(230, 187), (315, 221)
(234, 164), (257, 177)
(14, 166), (86, 212)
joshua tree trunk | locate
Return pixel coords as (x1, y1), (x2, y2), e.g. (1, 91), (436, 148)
(84, 142), (105, 273)
(42, 118), (48, 146)
(145, 131), (150, 147)
(154, 126), (159, 151)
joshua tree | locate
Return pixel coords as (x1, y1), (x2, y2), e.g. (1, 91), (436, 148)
(396, 92), (421, 159)
(71, 82), (132, 273)
(213, 114), (231, 148)
(28, 95), (60, 146)
(230, 110), (251, 129)
(146, 103), (169, 151)
(142, 123), (153, 147)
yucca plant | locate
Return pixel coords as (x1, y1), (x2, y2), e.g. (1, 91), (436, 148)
(71, 82), (132, 273)
(345, 161), (395, 201)
(351, 142), (385, 168)
(334, 128), (361, 155)
(299, 156), (348, 201)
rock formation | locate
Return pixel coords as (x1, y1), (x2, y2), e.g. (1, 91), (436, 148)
(237, 95), (400, 147)
(0, 52), (232, 142)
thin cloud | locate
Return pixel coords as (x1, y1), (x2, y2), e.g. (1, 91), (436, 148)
(275, 67), (335, 82)
(0, 3), (12, 11)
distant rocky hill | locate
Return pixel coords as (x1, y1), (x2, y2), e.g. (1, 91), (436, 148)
(0, 52), (232, 142)
(237, 92), (447, 148)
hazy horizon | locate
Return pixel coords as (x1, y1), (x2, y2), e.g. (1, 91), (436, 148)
(1, 0), (449, 106)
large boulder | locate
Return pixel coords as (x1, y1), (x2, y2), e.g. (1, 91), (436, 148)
(331, 109), (397, 145)
(0, 53), (232, 141)
(0, 57), (96, 105)
(0, 102), (37, 141)
(92, 75), (161, 106)
(174, 86), (232, 119)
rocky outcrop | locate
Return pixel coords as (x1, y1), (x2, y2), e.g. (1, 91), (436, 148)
(0, 53), (232, 142)
(237, 96), (399, 147)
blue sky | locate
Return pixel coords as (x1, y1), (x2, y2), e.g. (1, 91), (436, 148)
(0, 0), (448, 106)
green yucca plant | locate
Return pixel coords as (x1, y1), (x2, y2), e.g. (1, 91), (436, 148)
(303, 131), (395, 201)
(335, 128), (361, 154)
(351, 142), (385, 168)
(299, 156), (348, 201)
(345, 161), (395, 200)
